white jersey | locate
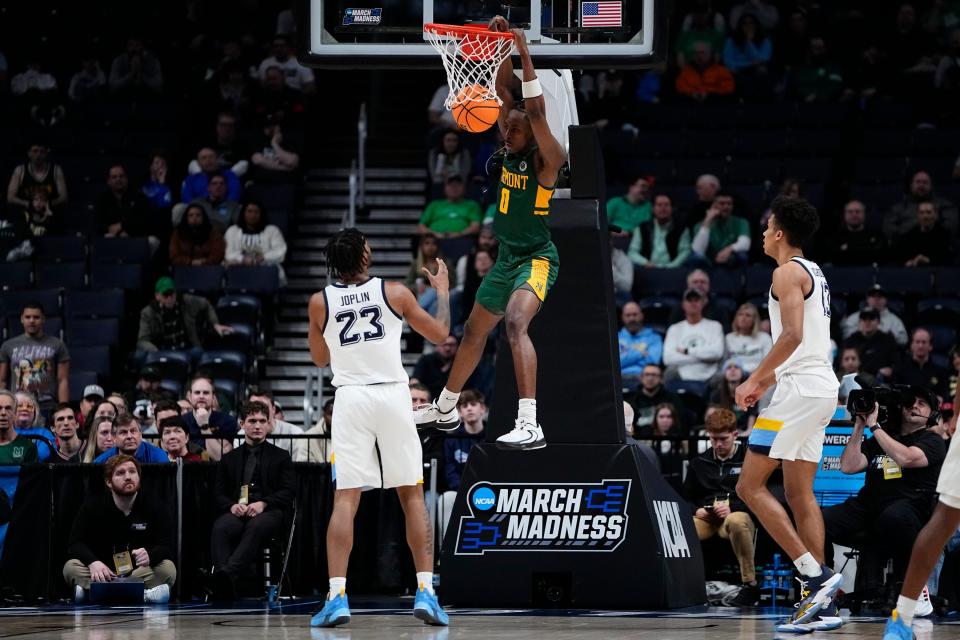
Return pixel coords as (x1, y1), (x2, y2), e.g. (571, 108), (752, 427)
(768, 257), (838, 393)
(322, 277), (408, 387)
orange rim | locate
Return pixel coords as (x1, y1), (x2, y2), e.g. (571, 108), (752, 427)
(424, 23), (515, 40)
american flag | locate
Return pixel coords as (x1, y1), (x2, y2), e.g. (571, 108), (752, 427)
(581, 1), (622, 27)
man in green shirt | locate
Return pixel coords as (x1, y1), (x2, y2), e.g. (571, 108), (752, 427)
(690, 191), (751, 267)
(0, 389), (38, 465)
(416, 175), (482, 238)
(628, 194), (692, 268)
(607, 176), (652, 235)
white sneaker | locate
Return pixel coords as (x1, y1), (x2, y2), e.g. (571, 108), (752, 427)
(916, 585), (934, 617)
(144, 584), (170, 604)
(495, 418), (546, 450)
(74, 585), (87, 604)
(413, 401), (461, 432)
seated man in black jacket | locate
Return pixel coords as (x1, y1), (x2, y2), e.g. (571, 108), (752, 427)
(682, 408), (758, 606)
(63, 455), (176, 603)
(823, 386), (946, 599)
(211, 401), (295, 597)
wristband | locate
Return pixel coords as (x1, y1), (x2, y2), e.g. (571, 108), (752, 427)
(521, 78), (543, 99)
(865, 424), (877, 434)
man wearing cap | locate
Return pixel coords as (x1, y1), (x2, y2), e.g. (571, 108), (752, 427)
(843, 307), (902, 380)
(663, 288), (725, 384)
(416, 175), (482, 238)
(0, 301), (69, 421)
(841, 284), (908, 347)
(136, 276), (232, 359)
(77, 384), (105, 432)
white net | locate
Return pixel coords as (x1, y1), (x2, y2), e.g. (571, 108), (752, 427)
(424, 24), (515, 108)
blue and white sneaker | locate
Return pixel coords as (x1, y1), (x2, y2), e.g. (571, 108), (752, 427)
(310, 592), (351, 628)
(883, 609), (916, 640)
(776, 597), (843, 633)
(787, 565), (844, 625)
(413, 586), (449, 626)
(414, 401), (461, 432)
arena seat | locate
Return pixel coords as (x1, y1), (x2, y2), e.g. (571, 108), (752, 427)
(225, 266), (280, 294)
(821, 267), (876, 296)
(916, 298), (960, 325)
(90, 263), (143, 290)
(665, 379), (708, 400)
(708, 269), (743, 298)
(934, 268), (960, 297)
(876, 267), (934, 296)
(173, 265), (225, 293)
(93, 237), (151, 265)
(35, 236), (86, 262)
(2, 289), (61, 318)
(204, 323), (255, 351)
(35, 261), (86, 290)
(66, 318), (120, 347)
(633, 267), (687, 297)
(924, 324), (957, 353)
(216, 295), (261, 327)
(68, 371), (98, 402)
(144, 351), (192, 383)
(853, 157), (907, 184)
(744, 265), (775, 297)
(69, 345), (111, 376)
(66, 289), (125, 319)
(0, 262), (33, 289)
(638, 296), (679, 326)
(196, 350), (246, 384)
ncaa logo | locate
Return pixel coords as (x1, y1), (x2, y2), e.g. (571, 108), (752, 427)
(471, 487), (496, 511)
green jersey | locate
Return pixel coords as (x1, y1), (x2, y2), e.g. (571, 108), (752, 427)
(493, 149), (554, 253)
(0, 435), (38, 465)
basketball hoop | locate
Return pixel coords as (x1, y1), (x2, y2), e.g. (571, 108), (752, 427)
(424, 23), (515, 108)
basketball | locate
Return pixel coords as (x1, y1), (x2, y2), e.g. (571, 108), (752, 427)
(451, 84), (499, 133)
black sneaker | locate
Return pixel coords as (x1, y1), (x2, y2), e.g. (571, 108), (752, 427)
(788, 565), (843, 625)
(727, 583), (760, 607)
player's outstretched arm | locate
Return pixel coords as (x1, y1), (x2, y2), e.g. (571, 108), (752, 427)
(490, 16), (515, 134)
(735, 263), (806, 409)
(386, 261), (451, 345)
(511, 28), (566, 179)
(308, 292), (331, 368)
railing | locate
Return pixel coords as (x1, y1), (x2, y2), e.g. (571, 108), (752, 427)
(303, 366), (326, 434)
(344, 102), (368, 230)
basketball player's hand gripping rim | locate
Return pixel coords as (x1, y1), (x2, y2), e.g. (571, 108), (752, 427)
(488, 15), (510, 33)
(422, 259), (449, 295)
(735, 377), (764, 411)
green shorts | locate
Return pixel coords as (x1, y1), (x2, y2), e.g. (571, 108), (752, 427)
(475, 243), (559, 315)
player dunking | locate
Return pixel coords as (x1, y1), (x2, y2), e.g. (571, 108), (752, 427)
(733, 197), (844, 632)
(307, 228), (450, 627)
(415, 16), (566, 450)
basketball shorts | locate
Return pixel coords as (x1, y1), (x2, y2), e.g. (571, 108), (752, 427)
(747, 374), (837, 463)
(331, 382), (424, 491)
(475, 242), (559, 315)
(937, 433), (960, 509)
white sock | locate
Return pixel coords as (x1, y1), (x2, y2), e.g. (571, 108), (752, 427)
(416, 571), (434, 594)
(328, 577), (346, 599)
(518, 398), (537, 422)
(896, 595), (918, 626)
(793, 552), (823, 578)
(437, 388), (460, 414)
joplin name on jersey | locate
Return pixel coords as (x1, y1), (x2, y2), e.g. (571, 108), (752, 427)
(322, 277), (407, 387)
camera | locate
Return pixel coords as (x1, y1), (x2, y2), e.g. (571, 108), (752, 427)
(846, 378), (939, 430)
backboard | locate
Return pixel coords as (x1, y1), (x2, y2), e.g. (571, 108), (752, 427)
(299, 0), (667, 69)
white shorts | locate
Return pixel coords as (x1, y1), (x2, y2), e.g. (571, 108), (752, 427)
(331, 382), (424, 491)
(937, 439), (960, 509)
(747, 375), (836, 463)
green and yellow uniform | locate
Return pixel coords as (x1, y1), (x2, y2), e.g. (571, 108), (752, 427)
(476, 148), (560, 314)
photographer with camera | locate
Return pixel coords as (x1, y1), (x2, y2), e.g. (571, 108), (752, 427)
(822, 384), (946, 603)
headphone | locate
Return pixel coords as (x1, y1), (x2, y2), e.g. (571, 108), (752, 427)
(910, 386), (942, 428)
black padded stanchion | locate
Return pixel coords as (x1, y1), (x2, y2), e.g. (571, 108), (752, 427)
(439, 126), (706, 608)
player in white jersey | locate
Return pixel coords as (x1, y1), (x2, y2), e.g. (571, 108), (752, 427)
(307, 228), (451, 628)
(883, 383), (960, 640)
(732, 197), (843, 631)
